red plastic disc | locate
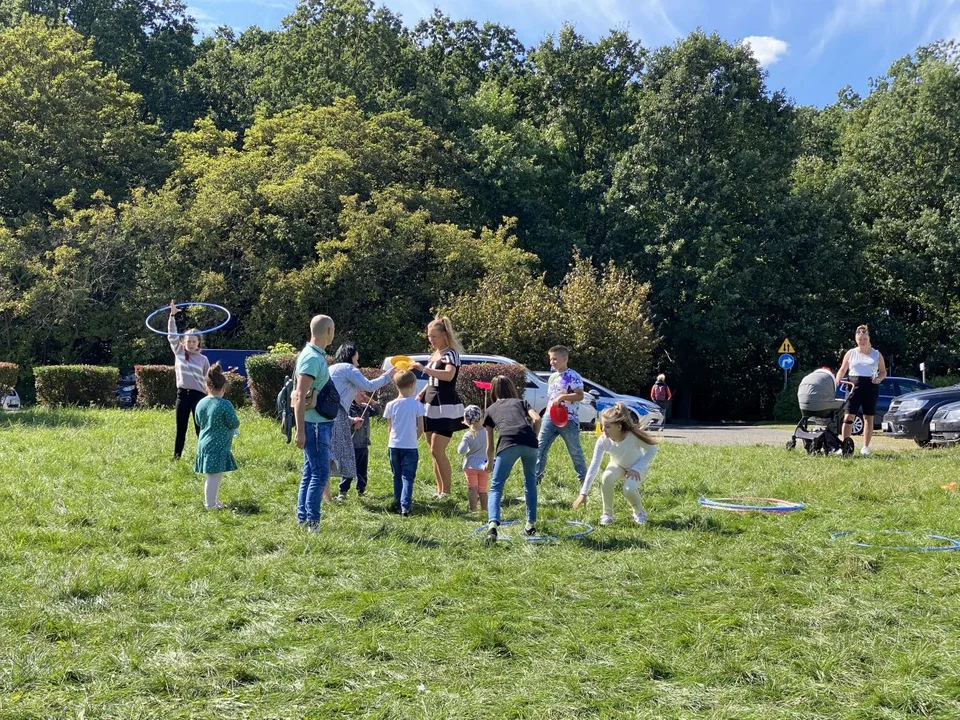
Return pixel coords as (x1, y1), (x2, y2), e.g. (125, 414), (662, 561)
(549, 404), (569, 428)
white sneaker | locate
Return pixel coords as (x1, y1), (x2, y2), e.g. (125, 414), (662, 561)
(860, 447), (871, 456)
(632, 510), (647, 525)
(599, 513), (614, 526)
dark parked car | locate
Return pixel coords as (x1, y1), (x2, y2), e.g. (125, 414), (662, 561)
(835, 376), (931, 434)
(882, 384), (960, 446)
(115, 370), (137, 408)
(929, 401), (960, 445)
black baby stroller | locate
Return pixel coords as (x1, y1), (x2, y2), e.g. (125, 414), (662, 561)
(786, 369), (855, 457)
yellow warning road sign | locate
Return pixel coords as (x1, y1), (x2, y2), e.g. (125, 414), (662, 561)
(778, 338), (795, 354)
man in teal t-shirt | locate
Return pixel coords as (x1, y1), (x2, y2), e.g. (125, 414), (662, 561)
(294, 314), (335, 530)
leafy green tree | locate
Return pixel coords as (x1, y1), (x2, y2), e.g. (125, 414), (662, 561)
(0, 16), (161, 223)
(1, 0), (197, 128)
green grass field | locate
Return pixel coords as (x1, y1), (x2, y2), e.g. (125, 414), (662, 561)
(1, 408), (959, 719)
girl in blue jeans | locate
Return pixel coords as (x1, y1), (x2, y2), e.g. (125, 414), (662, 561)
(483, 375), (542, 542)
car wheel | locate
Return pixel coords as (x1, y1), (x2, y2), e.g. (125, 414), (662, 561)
(914, 437), (930, 448)
(785, 438), (796, 450)
(851, 415), (863, 436)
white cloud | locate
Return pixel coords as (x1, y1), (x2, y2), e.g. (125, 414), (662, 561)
(741, 35), (789, 65)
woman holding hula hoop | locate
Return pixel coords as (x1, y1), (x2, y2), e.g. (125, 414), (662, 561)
(835, 324), (887, 456)
(412, 317), (465, 499)
(168, 300), (211, 460)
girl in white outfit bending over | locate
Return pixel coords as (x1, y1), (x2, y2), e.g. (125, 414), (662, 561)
(572, 403), (660, 526)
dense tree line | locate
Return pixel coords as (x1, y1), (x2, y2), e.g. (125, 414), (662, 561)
(1, 0), (958, 417)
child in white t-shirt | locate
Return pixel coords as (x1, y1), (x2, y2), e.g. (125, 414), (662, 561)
(573, 402), (660, 526)
(383, 370), (426, 517)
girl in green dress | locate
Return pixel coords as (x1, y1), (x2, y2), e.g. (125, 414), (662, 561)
(195, 363), (240, 510)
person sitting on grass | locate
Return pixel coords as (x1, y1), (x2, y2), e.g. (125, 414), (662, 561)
(572, 403), (659, 526)
(383, 370), (426, 518)
(483, 376), (541, 542)
(194, 362), (240, 511)
(457, 404), (489, 514)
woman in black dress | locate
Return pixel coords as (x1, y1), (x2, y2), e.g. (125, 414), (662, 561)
(413, 316), (465, 499)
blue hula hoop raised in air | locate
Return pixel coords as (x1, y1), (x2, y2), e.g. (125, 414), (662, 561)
(698, 496), (805, 513)
(145, 302), (231, 337)
(830, 530), (960, 552)
(472, 519), (594, 543)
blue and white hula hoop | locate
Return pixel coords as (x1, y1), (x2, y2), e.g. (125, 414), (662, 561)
(698, 497), (805, 513)
(145, 302), (232, 337)
(830, 530), (960, 552)
(472, 519), (595, 543)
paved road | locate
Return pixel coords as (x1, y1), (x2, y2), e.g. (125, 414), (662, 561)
(657, 424), (918, 451)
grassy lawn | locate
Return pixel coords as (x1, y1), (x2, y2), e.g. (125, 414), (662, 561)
(1, 408), (959, 719)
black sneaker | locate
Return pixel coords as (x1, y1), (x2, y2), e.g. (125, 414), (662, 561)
(523, 523), (536, 536)
(400, 509), (410, 518)
(485, 522), (499, 542)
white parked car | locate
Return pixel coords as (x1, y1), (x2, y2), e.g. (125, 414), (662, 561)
(379, 353), (663, 430)
(1, 388), (21, 411)
(534, 372), (664, 431)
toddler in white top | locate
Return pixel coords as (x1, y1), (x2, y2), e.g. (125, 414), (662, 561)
(573, 403), (660, 525)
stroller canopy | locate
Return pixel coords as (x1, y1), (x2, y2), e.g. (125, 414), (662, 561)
(798, 369), (845, 414)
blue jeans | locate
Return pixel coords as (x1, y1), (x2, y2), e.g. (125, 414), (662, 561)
(297, 421), (332, 524)
(488, 444), (538, 525)
(535, 415), (587, 484)
(389, 448), (418, 511)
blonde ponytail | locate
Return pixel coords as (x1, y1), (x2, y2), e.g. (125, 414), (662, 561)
(599, 402), (660, 445)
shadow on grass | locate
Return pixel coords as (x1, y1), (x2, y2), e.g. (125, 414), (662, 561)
(648, 514), (743, 536)
(0, 409), (98, 429)
(578, 535), (653, 552)
(227, 499), (262, 515)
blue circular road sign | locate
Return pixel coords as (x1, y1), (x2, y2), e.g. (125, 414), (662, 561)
(778, 353), (795, 370)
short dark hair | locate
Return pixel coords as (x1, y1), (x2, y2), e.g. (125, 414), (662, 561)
(548, 345), (570, 357)
(490, 375), (519, 401)
(334, 343), (358, 365)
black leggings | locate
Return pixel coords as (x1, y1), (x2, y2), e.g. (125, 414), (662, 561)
(174, 388), (206, 458)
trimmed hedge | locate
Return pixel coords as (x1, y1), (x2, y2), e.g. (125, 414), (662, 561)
(223, 370), (247, 409)
(136, 365), (177, 408)
(137, 364), (248, 409)
(34, 365), (118, 408)
(456, 363), (529, 410)
(360, 367), (397, 405)
(0, 362), (17, 396)
(247, 354), (297, 416)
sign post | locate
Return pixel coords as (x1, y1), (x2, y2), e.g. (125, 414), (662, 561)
(777, 338), (795, 390)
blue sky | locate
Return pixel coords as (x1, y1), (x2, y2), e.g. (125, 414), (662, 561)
(187, 0), (960, 107)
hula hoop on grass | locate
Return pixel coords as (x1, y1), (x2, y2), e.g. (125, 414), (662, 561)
(473, 519), (518, 543)
(830, 530), (960, 552)
(145, 302), (231, 337)
(698, 497), (805, 514)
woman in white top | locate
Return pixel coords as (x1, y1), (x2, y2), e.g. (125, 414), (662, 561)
(572, 403), (660, 526)
(835, 324), (887, 455)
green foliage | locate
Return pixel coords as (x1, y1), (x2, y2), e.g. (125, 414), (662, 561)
(0, 16), (162, 221)
(928, 374), (960, 389)
(267, 342), (298, 355)
(134, 364), (177, 407)
(33, 365), (118, 407)
(772, 370), (805, 423)
(444, 253), (657, 393)
(223, 369), (247, 409)
(0, 361), (17, 395)
(245, 353), (296, 416)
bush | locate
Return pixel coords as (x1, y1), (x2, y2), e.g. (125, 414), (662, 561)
(0, 362), (18, 396)
(456, 363), (529, 411)
(34, 365), (118, 407)
(772, 370), (805, 423)
(135, 365), (177, 408)
(929, 374), (960, 388)
(224, 370), (247, 409)
(247, 354), (297, 416)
